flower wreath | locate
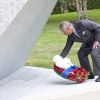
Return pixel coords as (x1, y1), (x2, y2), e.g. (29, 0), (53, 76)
(53, 55), (89, 83)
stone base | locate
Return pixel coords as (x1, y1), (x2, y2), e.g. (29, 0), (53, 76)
(0, 66), (100, 100)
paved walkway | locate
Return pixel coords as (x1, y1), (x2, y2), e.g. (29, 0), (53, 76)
(0, 66), (100, 100)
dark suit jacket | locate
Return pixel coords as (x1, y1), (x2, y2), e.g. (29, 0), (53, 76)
(60, 19), (100, 58)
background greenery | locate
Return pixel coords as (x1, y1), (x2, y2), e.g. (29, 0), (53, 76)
(26, 9), (100, 69)
(52, 0), (100, 14)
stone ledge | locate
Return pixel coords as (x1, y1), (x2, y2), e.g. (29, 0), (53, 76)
(0, 66), (99, 100)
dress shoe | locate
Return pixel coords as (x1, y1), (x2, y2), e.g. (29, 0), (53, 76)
(88, 72), (94, 79)
(95, 76), (100, 82)
(88, 74), (94, 79)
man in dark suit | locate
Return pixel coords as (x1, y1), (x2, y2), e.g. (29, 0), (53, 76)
(59, 19), (100, 82)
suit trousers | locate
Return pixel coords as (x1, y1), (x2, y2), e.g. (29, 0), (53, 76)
(91, 46), (100, 75)
(77, 43), (93, 73)
(77, 43), (99, 75)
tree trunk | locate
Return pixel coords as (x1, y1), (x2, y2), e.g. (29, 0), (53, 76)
(83, 0), (87, 19)
(60, 3), (64, 14)
(76, 0), (87, 19)
(60, 0), (66, 14)
(64, 1), (68, 12)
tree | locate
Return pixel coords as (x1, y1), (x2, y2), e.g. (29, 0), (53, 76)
(76, 0), (87, 19)
(58, 0), (67, 14)
(52, 0), (68, 14)
(53, 0), (100, 15)
(67, 0), (76, 12)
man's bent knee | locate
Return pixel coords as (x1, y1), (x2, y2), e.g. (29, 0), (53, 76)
(77, 50), (84, 57)
(91, 48), (100, 57)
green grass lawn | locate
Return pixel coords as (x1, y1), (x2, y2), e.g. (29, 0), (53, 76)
(26, 9), (100, 69)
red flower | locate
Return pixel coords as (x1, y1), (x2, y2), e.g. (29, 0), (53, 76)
(54, 64), (64, 74)
(54, 64), (89, 83)
(78, 67), (84, 71)
(67, 73), (76, 81)
(75, 67), (89, 83)
(72, 69), (78, 74)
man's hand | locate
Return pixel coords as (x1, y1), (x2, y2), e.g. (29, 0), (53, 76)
(93, 41), (100, 49)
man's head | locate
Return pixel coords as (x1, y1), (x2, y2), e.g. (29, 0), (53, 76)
(59, 21), (74, 36)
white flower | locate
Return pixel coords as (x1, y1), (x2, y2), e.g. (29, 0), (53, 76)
(63, 58), (73, 66)
(53, 55), (73, 69)
(53, 55), (63, 63)
(55, 60), (64, 68)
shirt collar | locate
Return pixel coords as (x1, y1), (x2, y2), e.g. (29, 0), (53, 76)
(72, 25), (81, 39)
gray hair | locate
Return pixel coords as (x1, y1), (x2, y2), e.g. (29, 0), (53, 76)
(59, 21), (73, 30)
